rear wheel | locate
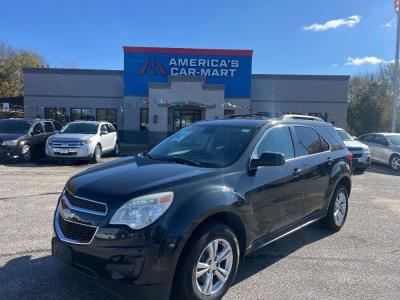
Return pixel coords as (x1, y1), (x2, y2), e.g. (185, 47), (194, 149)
(320, 186), (348, 231)
(174, 224), (240, 300)
(91, 144), (102, 163)
(20, 144), (32, 162)
(389, 154), (400, 171)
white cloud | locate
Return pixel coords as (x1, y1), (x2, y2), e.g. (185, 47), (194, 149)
(345, 56), (393, 66)
(303, 15), (361, 32)
(382, 19), (394, 28)
(332, 64), (339, 68)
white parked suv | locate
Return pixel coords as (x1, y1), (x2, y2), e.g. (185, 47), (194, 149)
(46, 121), (119, 163)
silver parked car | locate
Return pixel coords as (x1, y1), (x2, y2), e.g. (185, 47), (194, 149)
(46, 121), (119, 163)
(358, 133), (400, 171)
(335, 128), (371, 171)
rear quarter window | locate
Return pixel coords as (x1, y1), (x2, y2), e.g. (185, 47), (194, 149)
(318, 126), (345, 151)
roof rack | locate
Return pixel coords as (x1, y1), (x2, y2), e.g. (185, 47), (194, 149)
(223, 113), (272, 120)
(280, 114), (325, 122)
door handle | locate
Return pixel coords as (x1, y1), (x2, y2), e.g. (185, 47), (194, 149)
(293, 168), (301, 177)
(327, 157), (333, 165)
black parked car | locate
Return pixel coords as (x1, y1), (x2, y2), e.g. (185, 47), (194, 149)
(0, 118), (57, 162)
(52, 117), (352, 300)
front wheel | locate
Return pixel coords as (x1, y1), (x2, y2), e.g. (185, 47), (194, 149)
(20, 144), (32, 162)
(389, 154), (400, 171)
(320, 186), (349, 231)
(174, 224), (240, 300)
(91, 145), (102, 163)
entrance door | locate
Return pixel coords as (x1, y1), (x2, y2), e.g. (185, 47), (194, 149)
(173, 109), (202, 132)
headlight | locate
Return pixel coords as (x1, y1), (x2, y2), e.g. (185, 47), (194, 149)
(2, 139), (18, 146)
(80, 138), (94, 145)
(110, 192), (174, 229)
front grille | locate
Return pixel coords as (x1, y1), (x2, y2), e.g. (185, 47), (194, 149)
(52, 140), (82, 148)
(353, 153), (362, 158)
(58, 214), (97, 244)
(64, 190), (107, 215)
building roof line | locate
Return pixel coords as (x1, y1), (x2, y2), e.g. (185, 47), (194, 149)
(23, 68), (123, 76)
(252, 74), (350, 81)
(123, 46), (253, 56)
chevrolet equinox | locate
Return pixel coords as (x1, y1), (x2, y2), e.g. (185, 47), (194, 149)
(52, 117), (352, 300)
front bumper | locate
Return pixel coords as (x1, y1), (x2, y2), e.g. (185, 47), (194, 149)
(0, 145), (21, 161)
(46, 144), (94, 160)
(52, 196), (177, 300)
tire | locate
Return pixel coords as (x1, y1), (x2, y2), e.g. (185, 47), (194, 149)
(20, 144), (32, 162)
(173, 223), (240, 300)
(113, 142), (120, 157)
(320, 186), (349, 232)
(389, 154), (400, 171)
(91, 144), (102, 163)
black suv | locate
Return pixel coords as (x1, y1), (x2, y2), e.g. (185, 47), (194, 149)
(52, 117), (352, 300)
(0, 118), (57, 162)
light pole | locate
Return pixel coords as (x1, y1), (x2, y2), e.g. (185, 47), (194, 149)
(392, 0), (400, 132)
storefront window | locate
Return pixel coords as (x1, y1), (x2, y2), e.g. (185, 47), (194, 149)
(224, 110), (235, 116)
(45, 108), (66, 122)
(140, 108), (149, 130)
(96, 108), (118, 126)
(70, 108), (94, 121)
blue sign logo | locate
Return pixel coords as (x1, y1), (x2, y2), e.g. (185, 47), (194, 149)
(124, 47), (253, 98)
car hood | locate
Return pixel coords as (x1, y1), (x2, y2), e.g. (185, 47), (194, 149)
(66, 156), (219, 207)
(51, 133), (96, 141)
(0, 133), (24, 141)
(344, 140), (369, 151)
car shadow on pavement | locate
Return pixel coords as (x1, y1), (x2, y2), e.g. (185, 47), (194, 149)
(0, 255), (115, 299)
(233, 223), (333, 286)
(364, 163), (400, 177)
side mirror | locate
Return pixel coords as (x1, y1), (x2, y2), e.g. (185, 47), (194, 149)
(249, 152), (286, 170)
(100, 130), (108, 135)
(352, 136), (357, 140)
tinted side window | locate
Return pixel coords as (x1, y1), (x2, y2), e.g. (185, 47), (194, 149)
(318, 126), (345, 151)
(43, 122), (55, 133)
(360, 134), (375, 142)
(32, 123), (44, 134)
(321, 136), (330, 151)
(374, 135), (388, 145)
(100, 124), (109, 134)
(294, 126), (323, 156)
(106, 124), (116, 133)
(256, 127), (295, 159)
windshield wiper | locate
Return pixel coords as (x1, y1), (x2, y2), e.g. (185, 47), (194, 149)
(153, 156), (202, 167)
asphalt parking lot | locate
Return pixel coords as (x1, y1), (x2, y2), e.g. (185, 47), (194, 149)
(0, 159), (399, 300)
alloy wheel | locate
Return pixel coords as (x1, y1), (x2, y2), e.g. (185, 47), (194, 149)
(391, 156), (400, 170)
(333, 191), (347, 227)
(21, 145), (31, 161)
(194, 238), (233, 296)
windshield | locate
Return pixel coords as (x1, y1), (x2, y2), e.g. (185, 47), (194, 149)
(387, 134), (400, 146)
(336, 129), (354, 141)
(148, 125), (257, 168)
(0, 120), (31, 134)
(60, 123), (98, 134)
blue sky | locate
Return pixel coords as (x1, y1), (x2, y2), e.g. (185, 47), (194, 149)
(1, 0), (396, 75)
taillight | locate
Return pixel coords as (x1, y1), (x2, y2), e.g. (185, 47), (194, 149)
(347, 151), (353, 166)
